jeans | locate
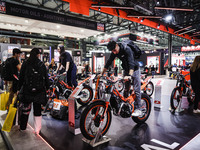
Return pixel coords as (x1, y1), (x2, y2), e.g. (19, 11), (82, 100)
(124, 69), (141, 109)
(194, 90), (200, 110)
(132, 69), (141, 109)
(66, 64), (78, 87)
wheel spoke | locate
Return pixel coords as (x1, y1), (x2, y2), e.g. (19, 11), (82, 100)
(84, 105), (108, 137)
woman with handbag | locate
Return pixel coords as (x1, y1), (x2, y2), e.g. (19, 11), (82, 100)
(17, 48), (50, 134)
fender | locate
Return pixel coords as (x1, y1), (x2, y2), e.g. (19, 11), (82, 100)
(89, 100), (112, 111)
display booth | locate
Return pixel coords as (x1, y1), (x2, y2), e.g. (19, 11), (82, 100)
(0, 43), (21, 61)
(147, 55), (160, 74)
(138, 51), (165, 75)
(172, 53), (185, 66)
(92, 52), (105, 74)
(114, 58), (123, 74)
(72, 50), (82, 66)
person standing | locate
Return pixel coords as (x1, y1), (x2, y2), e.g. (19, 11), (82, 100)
(151, 65), (155, 78)
(0, 59), (3, 90)
(77, 64), (84, 80)
(114, 66), (118, 76)
(6, 48), (22, 110)
(17, 48), (50, 134)
(49, 58), (57, 74)
(84, 62), (91, 78)
(143, 65), (149, 75)
(55, 45), (77, 87)
(190, 56), (200, 113)
(100, 40), (142, 117)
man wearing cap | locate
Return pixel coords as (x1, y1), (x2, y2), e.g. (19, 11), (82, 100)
(6, 48), (22, 110)
(100, 41), (142, 117)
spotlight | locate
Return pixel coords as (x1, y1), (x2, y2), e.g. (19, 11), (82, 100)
(157, 24), (160, 28)
(165, 14), (172, 22)
(98, 7), (101, 11)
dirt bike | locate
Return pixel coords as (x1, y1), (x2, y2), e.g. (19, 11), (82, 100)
(80, 76), (151, 140)
(97, 74), (154, 99)
(43, 74), (93, 113)
(93, 75), (124, 100)
(141, 75), (154, 97)
(170, 71), (195, 111)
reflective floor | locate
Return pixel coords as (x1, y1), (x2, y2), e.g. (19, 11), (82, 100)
(1, 76), (200, 150)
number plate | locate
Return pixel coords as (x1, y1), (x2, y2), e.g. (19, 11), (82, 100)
(53, 101), (61, 110)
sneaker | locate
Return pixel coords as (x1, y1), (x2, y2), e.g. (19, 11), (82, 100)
(132, 109), (143, 117)
(193, 109), (200, 114)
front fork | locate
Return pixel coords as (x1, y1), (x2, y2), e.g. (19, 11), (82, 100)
(93, 86), (114, 123)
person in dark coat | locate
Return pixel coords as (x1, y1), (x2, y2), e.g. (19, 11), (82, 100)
(190, 56), (200, 113)
(17, 48), (50, 134)
(6, 48), (22, 110)
(55, 45), (77, 87)
(151, 65), (155, 78)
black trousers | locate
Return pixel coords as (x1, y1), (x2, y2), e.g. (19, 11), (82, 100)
(194, 90), (200, 110)
(20, 102), (42, 130)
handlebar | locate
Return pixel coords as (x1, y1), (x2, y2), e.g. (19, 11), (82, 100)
(94, 75), (132, 85)
(49, 74), (65, 80)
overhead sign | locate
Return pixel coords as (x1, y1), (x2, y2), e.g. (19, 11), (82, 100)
(0, 1), (6, 13)
(4, 2), (105, 32)
(181, 45), (200, 52)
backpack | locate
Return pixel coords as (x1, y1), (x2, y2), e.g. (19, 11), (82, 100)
(1, 58), (14, 81)
(122, 40), (142, 59)
(25, 61), (45, 93)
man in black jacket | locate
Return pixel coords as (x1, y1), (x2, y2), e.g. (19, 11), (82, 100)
(101, 41), (142, 117)
(6, 48), (22, 110)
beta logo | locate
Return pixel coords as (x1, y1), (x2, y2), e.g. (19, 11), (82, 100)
(154, 100), (161, 104)
(0, 2), (6, 13)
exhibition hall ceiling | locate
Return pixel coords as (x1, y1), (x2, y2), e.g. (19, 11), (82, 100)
(0, 0), (195, 50)
(0, 14), (102, 39)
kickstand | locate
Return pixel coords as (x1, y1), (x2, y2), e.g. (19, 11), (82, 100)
(82, 127), (111, 147)
(175, 96), (184, 113)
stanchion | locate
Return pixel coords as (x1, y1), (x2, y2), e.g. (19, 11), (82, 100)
(68, 84), (84, 135)
(82, 125), (111, 147)
(175, 96), (187, 113)
(154, 80), (164, 109)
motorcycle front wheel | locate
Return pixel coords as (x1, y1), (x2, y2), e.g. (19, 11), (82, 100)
(144, 81), (154, 97)
(80, 100), (112, 140)
(77, 84), (93, 106)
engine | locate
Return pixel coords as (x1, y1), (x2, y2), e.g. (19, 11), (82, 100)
(119, 103), (132, 118)
(110, 95), (132, 118)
